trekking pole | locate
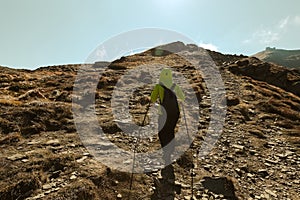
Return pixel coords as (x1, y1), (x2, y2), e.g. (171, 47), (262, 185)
(181, 102), (195, 200)
(128, 101), (151, 199)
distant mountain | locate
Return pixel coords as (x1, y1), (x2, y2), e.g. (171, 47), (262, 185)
(253, 47), (300, 69)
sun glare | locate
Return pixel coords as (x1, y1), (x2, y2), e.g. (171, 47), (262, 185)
(154, 0), (184, 11)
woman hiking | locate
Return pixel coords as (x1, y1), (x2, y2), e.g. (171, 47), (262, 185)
(150, 68), (185, 164)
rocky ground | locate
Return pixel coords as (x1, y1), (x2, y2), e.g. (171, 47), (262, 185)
(0, 42), (299, 199)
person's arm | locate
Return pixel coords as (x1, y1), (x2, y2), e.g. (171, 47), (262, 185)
(174, 85), (185, 102)
(150, 84), (160, 103)
(151, 84), (165, 103)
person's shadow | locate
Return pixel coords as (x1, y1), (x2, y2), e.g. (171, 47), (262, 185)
(151, 165), (181, 200)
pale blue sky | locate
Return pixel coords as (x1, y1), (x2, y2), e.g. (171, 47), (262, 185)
(0, 0), (299, 69)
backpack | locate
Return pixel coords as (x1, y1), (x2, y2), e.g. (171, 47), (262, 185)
(159, 83), (180, 118)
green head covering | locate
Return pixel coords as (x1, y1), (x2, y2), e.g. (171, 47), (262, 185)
(150, 68), (185, 103)
(159, 68), (173, 88)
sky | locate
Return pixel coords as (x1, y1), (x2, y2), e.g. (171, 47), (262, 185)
(0, 0), (300, 69)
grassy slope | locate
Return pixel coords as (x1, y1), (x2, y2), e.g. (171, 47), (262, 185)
(253, 48), (300, 69)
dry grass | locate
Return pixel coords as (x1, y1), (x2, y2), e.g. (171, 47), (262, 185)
(0, 118), (16, 134)
(248, 129), (267, 139)
(285, 128), (300, 150)
(46, 179), (100, 200)
(0, 99), (22, 106)
(259, 98), (300, 121)
(0, 173), (41, 200)
(0, 132), (22, 145)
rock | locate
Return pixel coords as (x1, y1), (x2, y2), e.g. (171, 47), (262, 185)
(83, 152), (91, 156)
(50, 170), (61, 179)
(184, 195), (196, 200)
(284, 150), (294, 157)
(200, 177), (237, 199)
(257, 169), (269, 178)
(247, 173), (255, 178)
(249, 149), (258, 155)
(42, 183), (53, 190)
(226, 95), (240, 106)
(179, 182), (190, 189)
(68, 143), (76, 148)
(49, 90), (61, 99)
(7, 153), (27, 161)
(112, 180), (119, 186)
(232, 144), (245, 150)
(27, 140), (40, 145)
(203, 164), (213, 171)
(235, 59), (250, 66)
(45, 139), (60, 146)
(261, 193), (269, 199)
(97, 141), (115, 150)
(235, 168), (243, 176)
(25, 193), (45, 200)
(264, 162), (272, 167)
(76, 156), (88, 163)
(249, 129), (267, 139)
(276, 150), (294, 159)
(265, 189), (277, 198)
(123, 160), (131, 164)
(44, 190), (53, 194)
(254, 195), (261, 199)
(70, 175), (77, 180)
(153, 41), (187, 55)
(276, 153), (287, 159)
(265, 141), (277, 147)
(240, 164), (249, 172)
(18, 89), (47, 100)
(226, 154), (234, 160)
(117, 193), (122, 199)
(265, 158), (279, 164)
(196, 191), (202, 198)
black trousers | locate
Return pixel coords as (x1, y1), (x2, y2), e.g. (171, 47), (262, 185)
(158, 108), (179, 163)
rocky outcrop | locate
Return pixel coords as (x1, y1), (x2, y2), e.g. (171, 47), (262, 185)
(228, 57), (300, 97)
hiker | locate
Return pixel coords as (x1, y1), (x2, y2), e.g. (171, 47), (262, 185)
(150, 68), (185, 164)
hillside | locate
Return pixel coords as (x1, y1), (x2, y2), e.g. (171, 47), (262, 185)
(253, 47), (300, 69)
(0, 42), (299, 200)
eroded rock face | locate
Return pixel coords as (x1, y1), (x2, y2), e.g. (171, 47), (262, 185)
(0, 43), (299, 200)
(228, 57), (300, 97)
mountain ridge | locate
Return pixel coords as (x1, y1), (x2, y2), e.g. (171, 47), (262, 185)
(253, 47), (300, 69)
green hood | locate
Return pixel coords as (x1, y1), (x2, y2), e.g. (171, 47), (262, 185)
(159, 68), (173, 88)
